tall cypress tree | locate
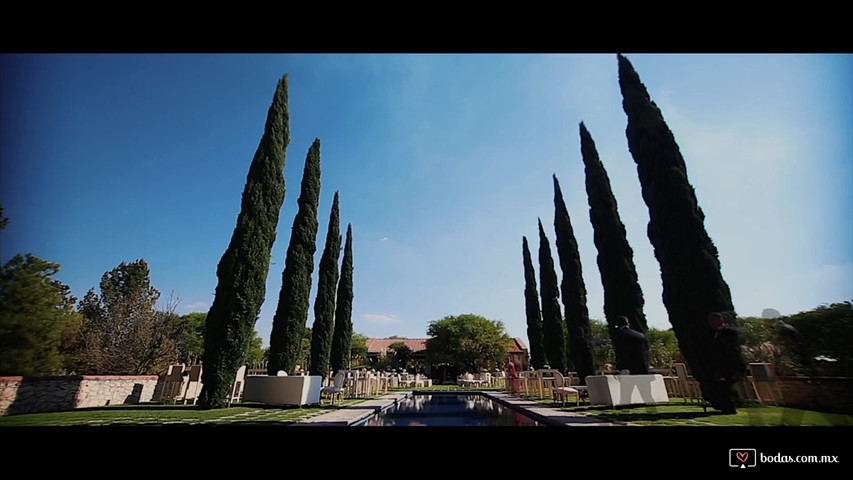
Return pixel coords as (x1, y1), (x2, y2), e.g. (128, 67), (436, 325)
(330, 223), (354, 373)
(198, 75), (289, 409)
(268, 138), (322, 375)
(522, 236), (547, 369)
(537, 219), (568, 373)
(618, 54), (741, 412)
(309, 192), (342, 378)
(553, 175), (595, 384)
(579, 122), (648, 373)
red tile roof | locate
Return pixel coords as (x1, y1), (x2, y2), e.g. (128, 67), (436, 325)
(366, 338), (429, 353)
(508, 337), (528, 353)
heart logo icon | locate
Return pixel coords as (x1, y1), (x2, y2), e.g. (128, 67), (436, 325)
(736, 452), (748, 463)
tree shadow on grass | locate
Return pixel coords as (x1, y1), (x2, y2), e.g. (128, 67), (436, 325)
(594, 410), (727, 423)
(78, 403), (305, 412)
(543, 403), (730, 423)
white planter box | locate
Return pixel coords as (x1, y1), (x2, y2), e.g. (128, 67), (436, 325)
(242, 375), (322, 406)
(585, 374), (669, 407)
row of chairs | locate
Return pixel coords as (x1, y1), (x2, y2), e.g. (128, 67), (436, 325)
(161, 364), (203, 404)
(320, 370), (392, 405)
(160, 364), (246, 407)
(458, 372), (506, 387)
(664, 362), (784, 406)
(507, 369), (585, 406)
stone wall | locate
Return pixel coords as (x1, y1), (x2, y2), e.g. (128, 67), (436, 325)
(0, 375), (159, 416)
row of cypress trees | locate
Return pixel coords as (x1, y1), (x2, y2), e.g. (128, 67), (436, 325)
(199, 75), (355, 409)
(523, 55), (742, 412)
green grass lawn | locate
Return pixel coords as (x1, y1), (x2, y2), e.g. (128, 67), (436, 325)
(523, 396), (853, 426)
(0, 398), (368, 427)
(4, 388), (850, 426)
(0, 386), (491, 427)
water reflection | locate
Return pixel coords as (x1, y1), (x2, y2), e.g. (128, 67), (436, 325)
(363, 394), (541, 426)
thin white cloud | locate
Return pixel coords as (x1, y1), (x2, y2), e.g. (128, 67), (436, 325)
(184, 302), (209, 312)
(380, 237), (389, 242)
(364, 313), (401, 324)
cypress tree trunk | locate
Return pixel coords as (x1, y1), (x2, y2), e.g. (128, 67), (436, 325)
(537, 219), (568, 373)
(330, 224), (354, 373)
(309, 192), (342, 379)
(618, 54), (741, 412)
(268, 138), (322, 375)
(522, 236), (547, 369)
(198, 75), (289, 409)
(579, 122), (648, 373)
(553, 176), (595, 384)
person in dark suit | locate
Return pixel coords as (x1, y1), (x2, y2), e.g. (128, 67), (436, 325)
(615, 315), (650, 375)
(709, 312), (746, 381)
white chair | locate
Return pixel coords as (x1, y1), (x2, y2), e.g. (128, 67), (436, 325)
(228, 365), (247, 407)
(175, 364), (203, 405)
(551, 371), (581, 407)
(321, 372), (346, 405)
(187, 364), (203, 404)
(160, 364), (184, 402)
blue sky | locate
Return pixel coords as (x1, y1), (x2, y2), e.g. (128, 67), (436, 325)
(1, 54), (851, 347)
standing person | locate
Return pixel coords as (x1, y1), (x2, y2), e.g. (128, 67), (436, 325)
(615, 316), (650, 374)
(507, 360), (519, 393)
(709, 312), (746, 381)
(708, 312), (746, 413)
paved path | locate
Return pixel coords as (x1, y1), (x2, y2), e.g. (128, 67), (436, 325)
(294, 390), (618, 426)
(484, 391), (617, 426)
(292, 391), (411, 426)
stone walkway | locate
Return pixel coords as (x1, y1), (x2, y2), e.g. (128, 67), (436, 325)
(484, 391), (617, 426)
(292, 391), (411, 426)
(293, 390), (618, 426)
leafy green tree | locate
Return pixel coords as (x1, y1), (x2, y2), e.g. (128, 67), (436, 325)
(618, 54), (742, 412)
(0, 204), (8, 230)
(245, 331), (266, 367)
(646, 328), (680, 369)
(782, 302), (852, 376)
(522, 236), (546, 369)
(76, 260), (178, 375)
(309, 192), (342, 378)
(426, 314), (510, 373)
(0, 254), (83, 376)
(199, 75), (289, 409)
(176, 312), (264, 366)
(350, 332), (369, 367)
(176, 312), (207, 364)
(738, 302), (853, 377)
(588, 319), (615, 372)
(579, 122), (648, 372)
(330, 224), (354, 372)
(537, 219), (568, 373)
(553, 175), (595, 383)
(268, 139), (322, 375)
(388, 341), (413, 371)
